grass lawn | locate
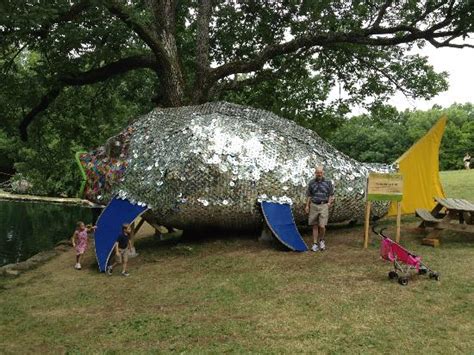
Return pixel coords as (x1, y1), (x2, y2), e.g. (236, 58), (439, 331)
(0, 171), (473, 353)
(440, 169), (474, 201)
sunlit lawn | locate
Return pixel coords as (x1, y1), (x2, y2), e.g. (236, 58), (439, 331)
(0, 170), (473, 352)
(440, 169), (474, 201)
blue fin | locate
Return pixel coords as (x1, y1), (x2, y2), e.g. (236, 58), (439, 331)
(261, 201), (308, 252)
(94, 197), (148, 272)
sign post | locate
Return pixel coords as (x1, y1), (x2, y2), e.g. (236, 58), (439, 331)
(364, 173), (403, 248)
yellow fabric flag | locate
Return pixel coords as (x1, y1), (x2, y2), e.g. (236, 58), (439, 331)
(388, 116), (446, 215)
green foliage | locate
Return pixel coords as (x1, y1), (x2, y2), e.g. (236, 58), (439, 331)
(328, 103), (474, 170)
(217, 57), (344, 138)
(0, 49), (155, 195)
(1, 1), (473, 195)
(0, 129), (15, 173)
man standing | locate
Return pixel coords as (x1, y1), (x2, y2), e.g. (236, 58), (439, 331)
(305, 166), (335, 252)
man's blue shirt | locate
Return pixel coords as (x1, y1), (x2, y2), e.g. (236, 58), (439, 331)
(306, 178), (334, 204)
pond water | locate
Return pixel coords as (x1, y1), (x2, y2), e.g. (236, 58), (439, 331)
(0, 201), (94, 267)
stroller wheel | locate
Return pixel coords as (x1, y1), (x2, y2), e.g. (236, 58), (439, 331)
(429, 272), (440, 281)
(398, 277), (409, 286)
(388, 271), (398, 280)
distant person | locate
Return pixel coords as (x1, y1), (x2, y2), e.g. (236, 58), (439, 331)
(107, 224), (132, 276)
(305, 166), (335, 252)
(71, 222), (96, 270)
(463, 152), (471, 170)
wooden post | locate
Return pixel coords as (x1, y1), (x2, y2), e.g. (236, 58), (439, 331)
(133, 217), (146, 235)
(364, 201), (372, 249)
(396, 201), (402, 242)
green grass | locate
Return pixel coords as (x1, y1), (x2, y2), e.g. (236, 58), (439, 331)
(440, 169), (474, 201)
(1, 171), (473, 353)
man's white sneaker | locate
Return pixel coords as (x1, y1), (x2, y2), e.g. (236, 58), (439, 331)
(311, 243), (319, 252)
(319, 240), (326, 251)
(106, 266), (113, 276)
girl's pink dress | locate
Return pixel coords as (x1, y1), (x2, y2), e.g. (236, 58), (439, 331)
(75, 229), (88, 255)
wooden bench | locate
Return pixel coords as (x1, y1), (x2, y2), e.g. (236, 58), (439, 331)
(416, 198), (474, 242)
(415, 208), (443, 225)
(434, 197), (474, 225)
(415, 208), (444, 244)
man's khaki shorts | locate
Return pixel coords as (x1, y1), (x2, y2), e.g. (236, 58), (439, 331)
(308, 203), (329, 227)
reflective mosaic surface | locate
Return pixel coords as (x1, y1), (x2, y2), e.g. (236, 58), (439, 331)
(78, 127), (131, 202)
(84, 102), (394, 231)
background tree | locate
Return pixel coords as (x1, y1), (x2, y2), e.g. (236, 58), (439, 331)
(2, 0), (473, 139)
(328, 103), (474, 171)
(1, 0), (473, 195)
(0, 48), (156, 193)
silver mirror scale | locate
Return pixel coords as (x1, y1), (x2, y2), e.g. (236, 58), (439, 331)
(89, 102), (395, 231)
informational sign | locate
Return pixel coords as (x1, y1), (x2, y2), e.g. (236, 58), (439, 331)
(366, 173), (403, 201)
(364, 173), (404, 248)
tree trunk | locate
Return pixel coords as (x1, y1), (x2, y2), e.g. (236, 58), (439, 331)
(147, 0), (187, 107)
(192, 0), (212, 104)
(157, 36), (187, 107)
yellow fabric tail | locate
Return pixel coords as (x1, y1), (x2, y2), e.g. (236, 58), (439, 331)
(388, 116), (447, 216)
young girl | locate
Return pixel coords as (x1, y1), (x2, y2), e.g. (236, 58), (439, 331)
(71, 221), (96, 270)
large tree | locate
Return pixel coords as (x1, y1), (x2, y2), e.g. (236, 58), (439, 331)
(1, 0), (474, 140)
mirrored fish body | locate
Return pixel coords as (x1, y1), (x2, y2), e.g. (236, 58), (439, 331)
(80, 102), (394, 231)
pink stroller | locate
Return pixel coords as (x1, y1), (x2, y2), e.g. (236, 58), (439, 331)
(373, 227), (439, 286)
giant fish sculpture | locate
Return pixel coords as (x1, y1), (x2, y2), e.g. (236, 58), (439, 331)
(80, 102), (393, 232)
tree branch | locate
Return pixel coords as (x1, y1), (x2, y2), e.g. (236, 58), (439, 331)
(411, 0), (449, 26)
(354, 54), (412, 97)
(104, 0), (186, 107)
(212, 69), (279, 95)
(19, 85), (63, 141)
(104, 0), (164, 58)
(195, 0), (211, 71)
(1, 43), (28, 74)
(19, 55), (158, 140)
(371, 0), (392, 28)
(428, 37), (474, 48)
(210, 14), (469, 83)
(33, 0), (92, 39)
(210, 47), (320, 98)
(212, 47), (317, 96)
(147, 0), (178, 35)
(61, 54), (158, 85)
